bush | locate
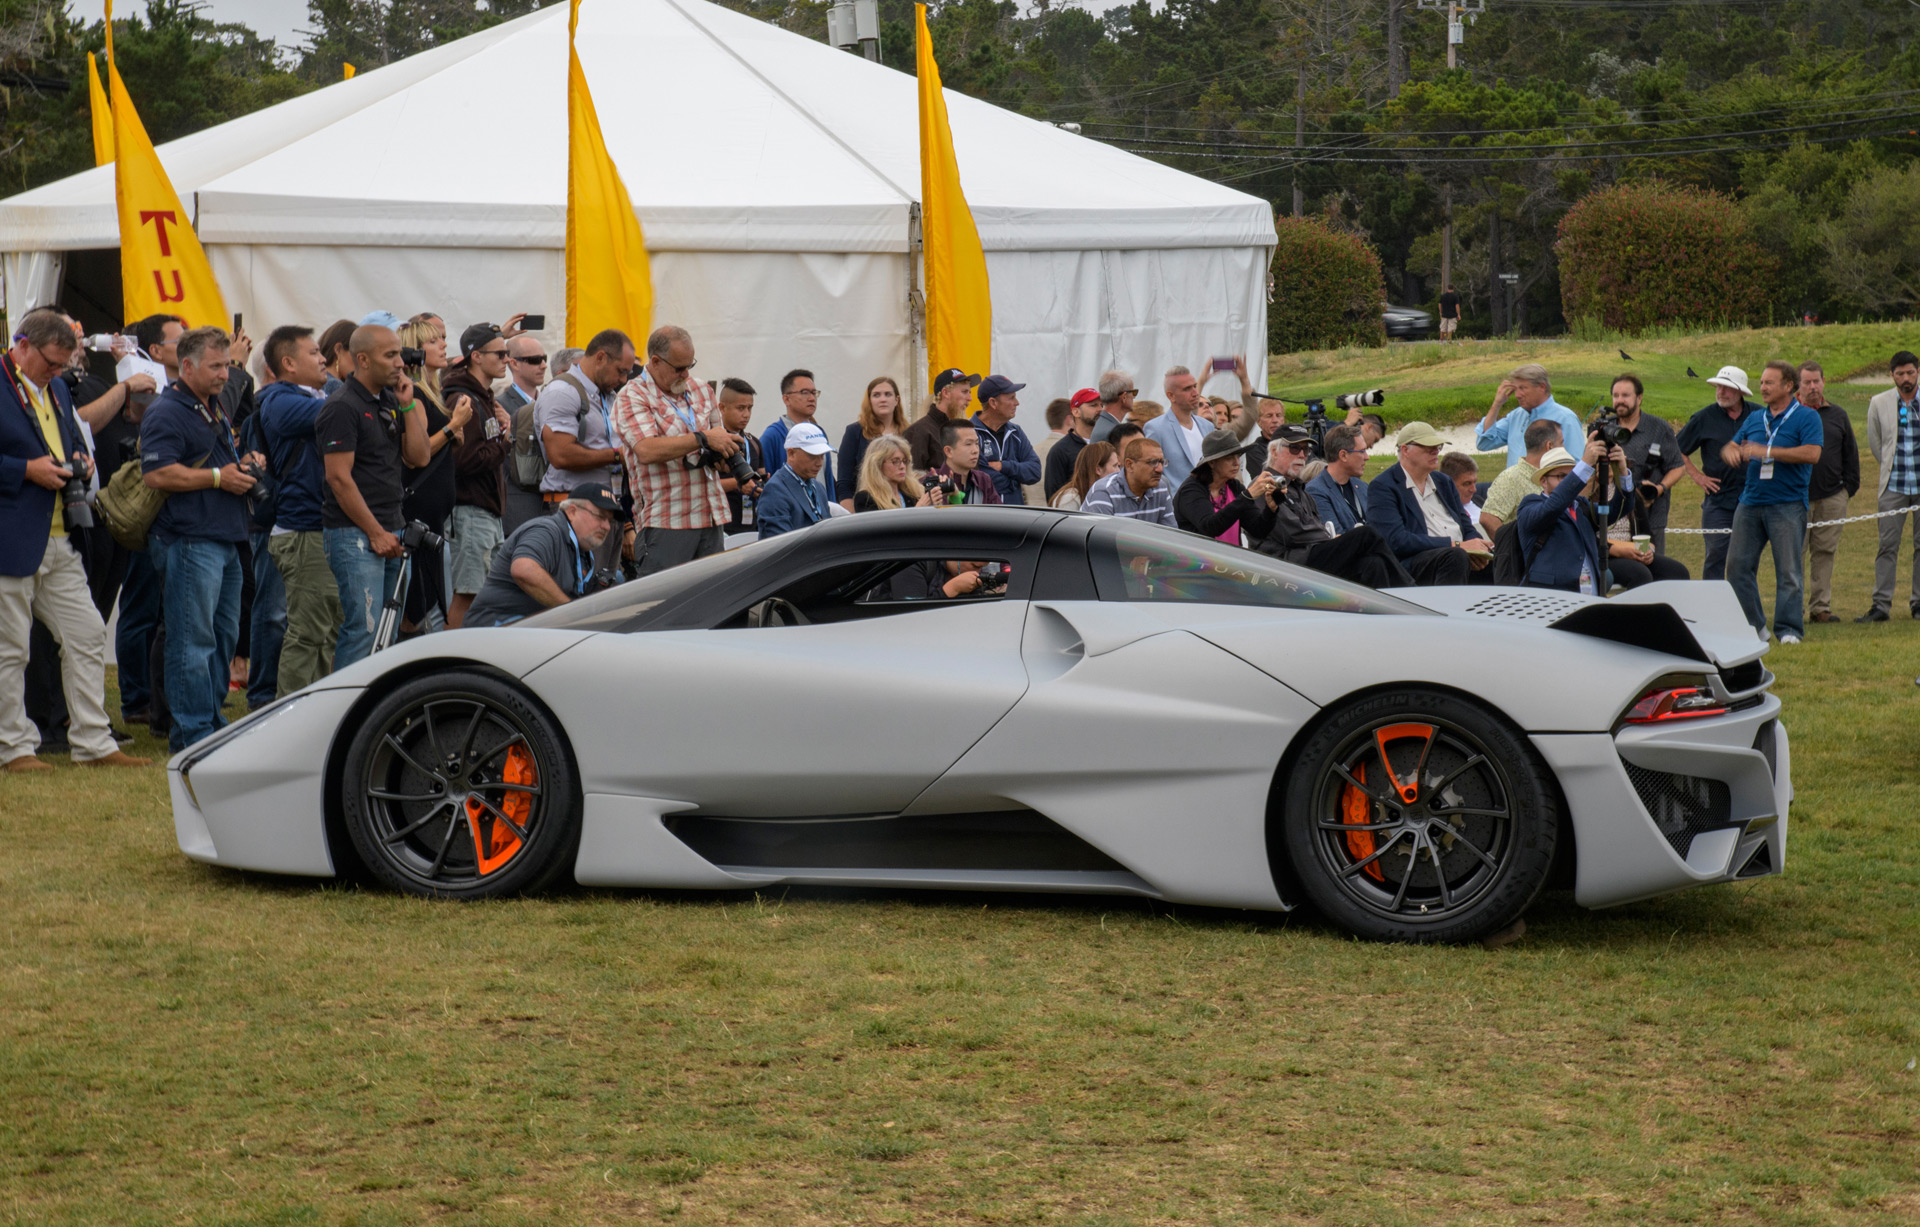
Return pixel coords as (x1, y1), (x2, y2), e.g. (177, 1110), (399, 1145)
(1821, 161), (1920, 320)
(1557, 182), (1773, 332)
(1269, 216), (1387, 353)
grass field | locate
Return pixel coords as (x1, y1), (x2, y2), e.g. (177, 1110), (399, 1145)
(1265, 320), (1918, 431)
(7, 347), (1920, 1224)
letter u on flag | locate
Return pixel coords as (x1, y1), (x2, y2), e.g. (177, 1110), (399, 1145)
(566, 0), (650, 347)
(107, 17), (227, 327)
(915, 5), (990, 400)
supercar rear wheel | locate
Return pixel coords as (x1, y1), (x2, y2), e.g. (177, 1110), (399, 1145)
(1282, 688), (1557, 943)
(340, 671), (579, 898)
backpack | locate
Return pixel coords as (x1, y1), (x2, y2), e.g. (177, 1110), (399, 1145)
(96, 451), (201, 552)
(1490, 516), (1554, 586)
(237, 408), (300, 533)
(508, 386), (547, 490)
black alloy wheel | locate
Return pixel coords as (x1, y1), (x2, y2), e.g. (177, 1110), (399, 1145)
(1281, 688), (1557, 943)
(340, 671), (579, 898)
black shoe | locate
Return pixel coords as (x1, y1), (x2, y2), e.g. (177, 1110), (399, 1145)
(38, 737), (70, 756)
(1910, 606), (1920, 619)
(1857, 608), (1890, 623)
(111, 727), (134, 742)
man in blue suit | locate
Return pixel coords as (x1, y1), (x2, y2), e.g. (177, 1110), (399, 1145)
(0, 309), (149, 771)
(1307, 423), (1371, 533)
(1366, 421), (1492, 586)
(757, 421), (837, 539)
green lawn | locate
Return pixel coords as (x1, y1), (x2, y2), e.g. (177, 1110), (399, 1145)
(6, 388), (1920, 1224)
(1266, 319), (1918, 430)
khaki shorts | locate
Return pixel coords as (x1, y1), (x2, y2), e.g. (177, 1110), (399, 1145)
(1439, 317), (1459, 335)
(448, 505), (505, 595)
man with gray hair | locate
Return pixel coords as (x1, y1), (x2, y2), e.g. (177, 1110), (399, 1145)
(463, 481), (621, 627)
(1088, 369), (1138, 444)
(612, 324), (747, 574)
(1475, 363), (1584, 469)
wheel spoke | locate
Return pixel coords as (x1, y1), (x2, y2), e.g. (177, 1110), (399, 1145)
(1431, 806), (1510, 819)
(426, 809), (463, 877)
(492, 780), (541, 796)
(472, 732), (527, 769)
(1372, 723), (1435, 804)
(1337, 829), (1409, 879)
(1427, 754), (1489, 800)
(1389, 847), (1416, 910)
(470, 792), (530, 842)
(421, 701), (444, 762)
(1316, 818), (1404, 833)
(1434, 821), (1501, 871)
(383, 799), (452, 844)
(369, 787), (442, 803)
(383, 735), (439, 782)
(456, 703), (487, 758)
(1427, 836), (1454, 909)
(1332, 763), (1396, 810)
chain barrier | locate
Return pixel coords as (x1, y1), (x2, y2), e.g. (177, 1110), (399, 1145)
(1663, 505), (1919, 536)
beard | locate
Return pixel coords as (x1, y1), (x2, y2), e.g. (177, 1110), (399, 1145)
(669, 377), (690, 396)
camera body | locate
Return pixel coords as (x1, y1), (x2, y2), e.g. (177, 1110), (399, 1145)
(401, 519), (444, 553)
(976, 561), (1010, 592)
(399, 346), (426, 369)
(1590, 406), (1631, 449)
(59, 456), (94, 529)
(683, 434), (761, 489)
(927, 470), (962, 503)
(237, 458), (274, 507)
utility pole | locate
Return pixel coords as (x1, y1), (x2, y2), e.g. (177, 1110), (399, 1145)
(1416, 0), (1485, 298)
(1387, 0), (1405, 97)
(1293, 68), (1305, 217)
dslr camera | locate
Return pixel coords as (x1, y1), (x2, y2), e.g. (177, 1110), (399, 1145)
(1334, 388), (1386, 411)
(60, 454), (94, 529)
(1590, 406), (1631, 449)
(683, 431), (762, 490)
(237, 458), (274, 507)
(399, 346), (426, 369)
(975, 561), (1010, 593)
(401, 519), (444, 553)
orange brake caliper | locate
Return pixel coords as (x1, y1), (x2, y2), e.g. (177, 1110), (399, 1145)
(467, 745), (536, 875)
(1340, 725), (1434, 885)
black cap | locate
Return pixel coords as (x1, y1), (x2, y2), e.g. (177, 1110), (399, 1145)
(977, 374), (1025, 401)
(932, 367), (981, 396)
(457, 323), (502, 361)
(1271, 424), (1314, 446)
(565, 481), (622, 514)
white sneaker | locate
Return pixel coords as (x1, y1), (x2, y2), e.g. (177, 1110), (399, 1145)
(1756, 626), (1772, 642)
(1779, 633), (1802, 645)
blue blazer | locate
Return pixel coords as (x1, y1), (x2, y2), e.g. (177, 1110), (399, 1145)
(756, 465), (833, 539)
(1306, 468), (1368, 534)
(0, 360), (90, 578)
(1366, 461), (1482, 561)
(1515, 468), (1606, 592)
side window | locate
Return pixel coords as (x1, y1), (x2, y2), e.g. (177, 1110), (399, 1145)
(1089, 524), (1420, 615)
(721, 557), (1015, 628)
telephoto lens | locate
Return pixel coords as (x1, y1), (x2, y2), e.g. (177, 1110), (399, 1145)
(60, 466), (94, 529)
(1334, 389), (1387, 411)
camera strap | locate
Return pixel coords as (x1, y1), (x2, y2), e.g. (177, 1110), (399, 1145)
(3, 353), (83, 463)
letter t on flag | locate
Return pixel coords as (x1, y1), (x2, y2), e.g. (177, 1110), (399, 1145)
(107, 7), (227, 328)
(915, 5), (990, 401)
(565, 0), (650, 348)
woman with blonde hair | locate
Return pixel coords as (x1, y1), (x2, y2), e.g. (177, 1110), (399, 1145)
(838, 375), (906, 503)
(853, 434), (932, 511)
(1051, 441), (1118, 511)
(394, 315), (469, 632)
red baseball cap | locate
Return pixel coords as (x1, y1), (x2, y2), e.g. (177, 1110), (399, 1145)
(1069, 387), (1101, 407)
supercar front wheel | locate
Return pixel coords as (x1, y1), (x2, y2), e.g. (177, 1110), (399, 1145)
(340, 671), (580, 898)
(1281, 688), (1558, 943)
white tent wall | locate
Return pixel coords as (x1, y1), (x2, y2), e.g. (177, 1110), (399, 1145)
(3, 251), (66, 329)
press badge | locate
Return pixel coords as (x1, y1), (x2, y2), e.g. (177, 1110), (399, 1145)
(1759, 460), (1774, 482)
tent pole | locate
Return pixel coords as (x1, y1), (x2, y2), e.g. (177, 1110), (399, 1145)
(907, 201), (926, 417)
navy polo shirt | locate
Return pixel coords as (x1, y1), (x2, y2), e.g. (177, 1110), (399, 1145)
(140, 383), (248, 545)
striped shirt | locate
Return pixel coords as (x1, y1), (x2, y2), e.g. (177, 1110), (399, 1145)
(1082, 470), (1176, 527)
(1888, 396), (1920, 496)
(611, 368), (728, 531)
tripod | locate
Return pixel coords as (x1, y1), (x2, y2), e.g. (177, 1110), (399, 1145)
(371, 550), (415, 654)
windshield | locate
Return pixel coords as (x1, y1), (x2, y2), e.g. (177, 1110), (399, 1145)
(518, 535), (796, 632)
(1090, 523), (1428, 615)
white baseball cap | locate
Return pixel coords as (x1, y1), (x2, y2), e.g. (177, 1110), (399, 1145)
(1705, 365), (1752, 397)
(786, 422), (832, 455)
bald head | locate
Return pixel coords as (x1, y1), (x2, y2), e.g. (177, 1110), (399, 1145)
(350, 325), (405, 393)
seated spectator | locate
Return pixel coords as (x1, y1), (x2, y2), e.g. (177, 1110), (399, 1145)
(1174, 429), (1276, 546)
(1307, 424), (1370, 533)
(757, 422), (838, 538)
(1244, 424), (1413, 589)
(1247, 396), (1288, 472)
(924, 417), (1002, 506)
(1348, 409), (1388, 450)
(1604, 512), (1691, 588)
(854, 435), (931, 511)
(1083, 437), (1176, 526)
(1051, 441), (1118, 511)
(1367, 421), (1491, 585)
(1515, 444), (1610, 593)
(1478, 419), (1562, 536)
(463, 483), (620, 627)
(1439, 451), (1484, 530)
(837, 376), (906, 505)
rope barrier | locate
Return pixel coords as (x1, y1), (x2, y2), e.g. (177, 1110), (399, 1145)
(1662, 505), (1920, 536)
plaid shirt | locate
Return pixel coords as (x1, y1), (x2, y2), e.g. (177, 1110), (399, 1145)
(611, 368), (730, 531)
(1889, 395), (1920, 496)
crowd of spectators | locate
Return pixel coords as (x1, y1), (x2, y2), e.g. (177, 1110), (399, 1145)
(2, 301), (1905, 770)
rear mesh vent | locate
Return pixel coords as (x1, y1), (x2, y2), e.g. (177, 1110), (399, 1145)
(1624, 763), (1734, 858)
(1463, 592), (1588, 621)
(1720, 660), (1765, 693)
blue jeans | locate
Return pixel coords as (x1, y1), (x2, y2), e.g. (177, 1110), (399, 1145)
(325, 527), (404, 668)
(150, 536), (243, 752)
(1727, 500), (1807, 638)
(115, 549), (162, 718)
(246, 531), (285, 709)
(1701, 501), (1736, 582)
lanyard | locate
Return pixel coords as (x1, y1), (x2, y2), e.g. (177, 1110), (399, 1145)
(3, 355), (80, 460)
(1760, 404), (1800, 449)
(802, 476), (821, 520)
(562, 516), (591, 596)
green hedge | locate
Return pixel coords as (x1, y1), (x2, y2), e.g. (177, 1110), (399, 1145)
(1268, 217), (1387, 353)
(1557, 182), (1773, 333)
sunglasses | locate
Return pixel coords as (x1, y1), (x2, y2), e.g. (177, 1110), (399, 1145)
(475, 347), (509, 359)
(512, 353), (547, 366)
(1285, 442), (1314, 454)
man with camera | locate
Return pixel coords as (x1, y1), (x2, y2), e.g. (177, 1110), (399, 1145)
(923, 417), (1003, 507)
(1605, 374), (1685, 555)
(1368, 421), (1491, 585)
(443, 325), (516, 627)
(757, 422), (839, 538)
(0, 309), (149, 770)
(317, 324), (431, 668)
(463, 482), (622, 628)
(537, 328), (634, 573)
(611, 324), (751, 575)
(257, 325), (341, 698)
(717, 379), (767, 534)
(1475, 364), (1584, 470)
(136, 327), (264, 752)
(1250, 424), (1412, 588)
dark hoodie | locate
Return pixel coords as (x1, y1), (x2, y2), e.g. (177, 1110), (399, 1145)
(442, 365), (513, 517)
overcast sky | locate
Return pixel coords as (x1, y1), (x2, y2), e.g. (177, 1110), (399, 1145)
(72, 1), (315, 49)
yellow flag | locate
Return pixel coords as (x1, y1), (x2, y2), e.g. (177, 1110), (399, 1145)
(915, 5), (990, 401)
(565, 0), (650, 347)
(86, 53), (114, 167)
(343, 63), (355, 79)
(109, 52), (228, 327)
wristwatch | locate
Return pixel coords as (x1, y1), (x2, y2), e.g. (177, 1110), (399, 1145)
(442, 425), (457, 443)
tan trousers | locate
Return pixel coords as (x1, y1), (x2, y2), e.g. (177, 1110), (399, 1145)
(0, 537), (117, 763)
(1804, 491), (1849, 615)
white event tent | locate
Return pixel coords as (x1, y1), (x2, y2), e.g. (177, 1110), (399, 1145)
(0, 0), (1274, 436)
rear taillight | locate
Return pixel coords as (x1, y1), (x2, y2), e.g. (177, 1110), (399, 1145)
(1623, 686), (1728, 724)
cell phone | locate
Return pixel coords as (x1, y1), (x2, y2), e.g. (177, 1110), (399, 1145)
(232, 312), (243, 334)
(1211, 356), (1236, 372)
(519, 314), (546, 331)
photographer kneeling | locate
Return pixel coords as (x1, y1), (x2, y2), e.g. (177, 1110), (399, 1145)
(1246, 425), (1413, 589)
(463, 483), (621, 628)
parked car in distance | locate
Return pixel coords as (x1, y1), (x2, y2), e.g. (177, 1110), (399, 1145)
(1384, 305), (1434, 339)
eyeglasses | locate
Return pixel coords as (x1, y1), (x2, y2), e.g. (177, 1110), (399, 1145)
(790, 387), (818, 397)
(1137, 457), (1166, 467)
(512, 353), (547, 366)
(656, 357), (696, 374)
(1285, 442), (1314, 454)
